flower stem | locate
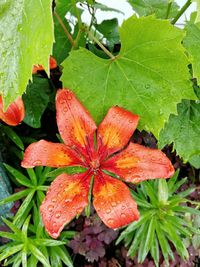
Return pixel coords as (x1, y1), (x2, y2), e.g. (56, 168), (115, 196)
(171, 0), (192, 25)
(54, 11), (75, 47)
(86, 29), (115, 60)
(165, 1), (172, 19)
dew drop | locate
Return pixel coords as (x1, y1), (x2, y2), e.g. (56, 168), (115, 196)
(33, 160), (42, 165)
(55, 212), (61, 218)
(67, 95), (72, 100)
(121, 213), (126, 218)
(63, 107), (68, 112)
(48, 205), (54, 212)
(76, 207), (83, 213)
(106, 208), (111, 214)
(117, 200), (121, 204)
(59, 99), (66, 104)
(122, 205), (126, 210)
(108, 218), (114, 225)
(51, 198), (56, 203)
(52, 222), (57, 227)
(111, 202), (117, 207)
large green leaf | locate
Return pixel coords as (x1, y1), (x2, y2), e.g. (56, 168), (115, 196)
(128, 0), (179, 19)
(159, 100), (200, 164)
(23, 76), (53, 128)
(0, 0), (54, 109)
(62, 16), (196, 137)
(183, 22), (200, 85)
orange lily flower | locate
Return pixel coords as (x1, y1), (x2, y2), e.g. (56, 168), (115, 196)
(0, 96), (25, 126)
(21, 89), (174, 239)
(32, 56), (57, 74)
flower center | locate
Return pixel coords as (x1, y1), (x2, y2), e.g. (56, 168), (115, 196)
(89, 159), (100, 170)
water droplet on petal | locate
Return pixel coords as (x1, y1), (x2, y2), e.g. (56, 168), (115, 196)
(106, 208), (111, 214)
(55, 212), (61, 218)
(111, 202), (117, 207)
(67, 95), (72, 100)
(117, 200), (121, 204)
(33, 160), (42, 165)
(122, 205), (126, 210)
(59, 99), (66, 104)
(121, 213), (126, 219)
(108, 218), (114, 225)
(52, 222), (57, 227)
(63, 107), (68, 112)
(76, 207), (83, 213)
(48, 205), (54, 212)
(51, 198), (56, 203)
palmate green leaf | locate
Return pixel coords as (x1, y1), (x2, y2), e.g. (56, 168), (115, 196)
(23, 77), (53, 128)
(0, 0), (54, 109)
(183, 22), (200, 85)
(159, 100), (200, 165)
(62, 16), (196, 137)
(128, 0), (179, 19)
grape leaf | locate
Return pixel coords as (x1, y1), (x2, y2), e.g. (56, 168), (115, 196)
(62, 16), (196, 137)
(183, 22), (200, 85)
(128, 0), (179, 19)
(23, 76), (53, 128)
(159, 100), (200, 164)
(0, 0), (54, 109)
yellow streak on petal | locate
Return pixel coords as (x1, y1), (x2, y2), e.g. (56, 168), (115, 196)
(73, 121), (86, 146)
(102, 126), (121, 149)
(115, 155), (139, 169)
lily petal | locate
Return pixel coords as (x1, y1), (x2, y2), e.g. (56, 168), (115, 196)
(40, 172), (91, 238)
(0, 96), (25, 126)
(97, 106), (139, 158)
(21, 140), (83, 168)
(56, 89), (97, 157)
(93, 172), (139, 229)
(102, 143), (174, 183)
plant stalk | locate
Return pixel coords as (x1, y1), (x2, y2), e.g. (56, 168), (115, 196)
(166, 1), (172, 19)
(171, 0), (192, 25)
(87, 30), (115, 60)
(54, 11), (75, 46)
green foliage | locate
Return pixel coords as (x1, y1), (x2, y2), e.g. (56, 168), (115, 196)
(0, 213), (74, 267)
(183, 22), (200, 85)
(62, 15), (196, 137)
(0, 160), (12, 224)
(23, 76), (54, 128)
(159, 100), (200, 166)
(0, 163), (51, 228)
(53, 0), (73, 64)
(128, 0), (180, 18)
(117, 172), (200, 266)
(0, 0), (54, 109)
(95, 19), (120, 51)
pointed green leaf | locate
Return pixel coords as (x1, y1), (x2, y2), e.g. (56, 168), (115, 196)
(62, 16), (196, 137)
(29, 243), (51, 267)
(0, 188), (31, 205)
(1, 126), (24, 150)
(0, 244), (23, 261)
(159, 100), (200, 164)
(128, 0), (179, 19)
(184, 22), (200, 84)
(138, 217), (155, 262)
(53, 246), (73, 267)
(150, 235), (159, 267)
(0, 0), (54, 108)
(32, 239), (66, 247)
(23, 77), (53, 128)
(158, 179), (168, 203)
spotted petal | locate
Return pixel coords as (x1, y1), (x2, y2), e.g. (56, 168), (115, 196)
(21, 140), (83, 168)
(0, 96), (25, 126)
(97, 106), (139, 158)
(56, 89), (97, 158)
(40, 172), (91, 238)
(102, 143), (174, 183)
(93, 172), (139, 229)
